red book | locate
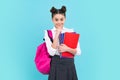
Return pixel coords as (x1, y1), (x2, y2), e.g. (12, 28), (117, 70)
(61, 32), (80, 58)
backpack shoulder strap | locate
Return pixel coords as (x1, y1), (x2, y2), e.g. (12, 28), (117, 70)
(47, 30), (53, 43)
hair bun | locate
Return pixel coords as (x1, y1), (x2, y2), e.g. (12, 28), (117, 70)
(61, 6), (66, 13)
(50, 7), (57, 13)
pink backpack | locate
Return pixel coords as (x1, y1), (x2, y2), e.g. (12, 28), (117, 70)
(34, 30), (53, 74)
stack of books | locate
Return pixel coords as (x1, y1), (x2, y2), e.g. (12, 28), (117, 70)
(59, 32), (80, 58)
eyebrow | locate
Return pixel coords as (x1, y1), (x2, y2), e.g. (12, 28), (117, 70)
(55, 17), (64, 19)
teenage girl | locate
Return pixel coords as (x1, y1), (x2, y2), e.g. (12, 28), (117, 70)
(44, 6), (81, 80)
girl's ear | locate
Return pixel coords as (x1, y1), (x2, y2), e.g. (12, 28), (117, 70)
(52, 18), (54, 22)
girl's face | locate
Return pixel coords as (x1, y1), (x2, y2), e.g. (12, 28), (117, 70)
(52, 14), (66, 29)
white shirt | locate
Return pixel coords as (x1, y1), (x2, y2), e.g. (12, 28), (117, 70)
(44, 27), (81, 56)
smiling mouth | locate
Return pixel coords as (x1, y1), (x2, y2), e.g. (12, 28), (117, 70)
(57, 25), (61, 26)
(57, 24), (63, 26)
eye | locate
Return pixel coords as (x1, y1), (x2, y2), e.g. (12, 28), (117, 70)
(60, 18), (63, 21)
(55, 18), (58, 21)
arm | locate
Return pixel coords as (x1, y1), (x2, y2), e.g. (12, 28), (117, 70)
(51, 29), (62, 49)
(44, 30), (57, 56)
(58, 42), (81, 56)
(45, 29), (62, 56)
(67, 47), (77, 55)
(58, 44), (77, 55)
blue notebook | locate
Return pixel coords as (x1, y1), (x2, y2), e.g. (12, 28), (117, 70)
(59, 33), (64, 44)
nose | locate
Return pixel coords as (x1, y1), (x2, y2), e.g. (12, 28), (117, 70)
(56, 21), (61, 25)
(58, 20), (61, 23)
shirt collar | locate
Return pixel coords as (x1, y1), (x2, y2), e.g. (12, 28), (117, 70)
(52, 26), (66, 31)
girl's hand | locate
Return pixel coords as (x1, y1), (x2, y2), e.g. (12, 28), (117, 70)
(52, 29), (62, 49)
(55, 29), (62, 36)
(58, 44), (69, 53)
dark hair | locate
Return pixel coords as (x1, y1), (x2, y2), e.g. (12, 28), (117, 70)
(50, 6), (66, 18)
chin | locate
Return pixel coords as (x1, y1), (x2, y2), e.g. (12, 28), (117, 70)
(56, 26), (63, 29)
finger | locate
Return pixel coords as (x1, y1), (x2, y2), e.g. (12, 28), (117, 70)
(58, 49), (61, 52)
(60, 44), (64, 46)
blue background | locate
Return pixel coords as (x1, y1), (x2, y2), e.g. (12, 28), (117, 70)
(0, 0), (120, 80)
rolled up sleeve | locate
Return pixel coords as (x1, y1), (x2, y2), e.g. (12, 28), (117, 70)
(75, 42), (82, 56)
